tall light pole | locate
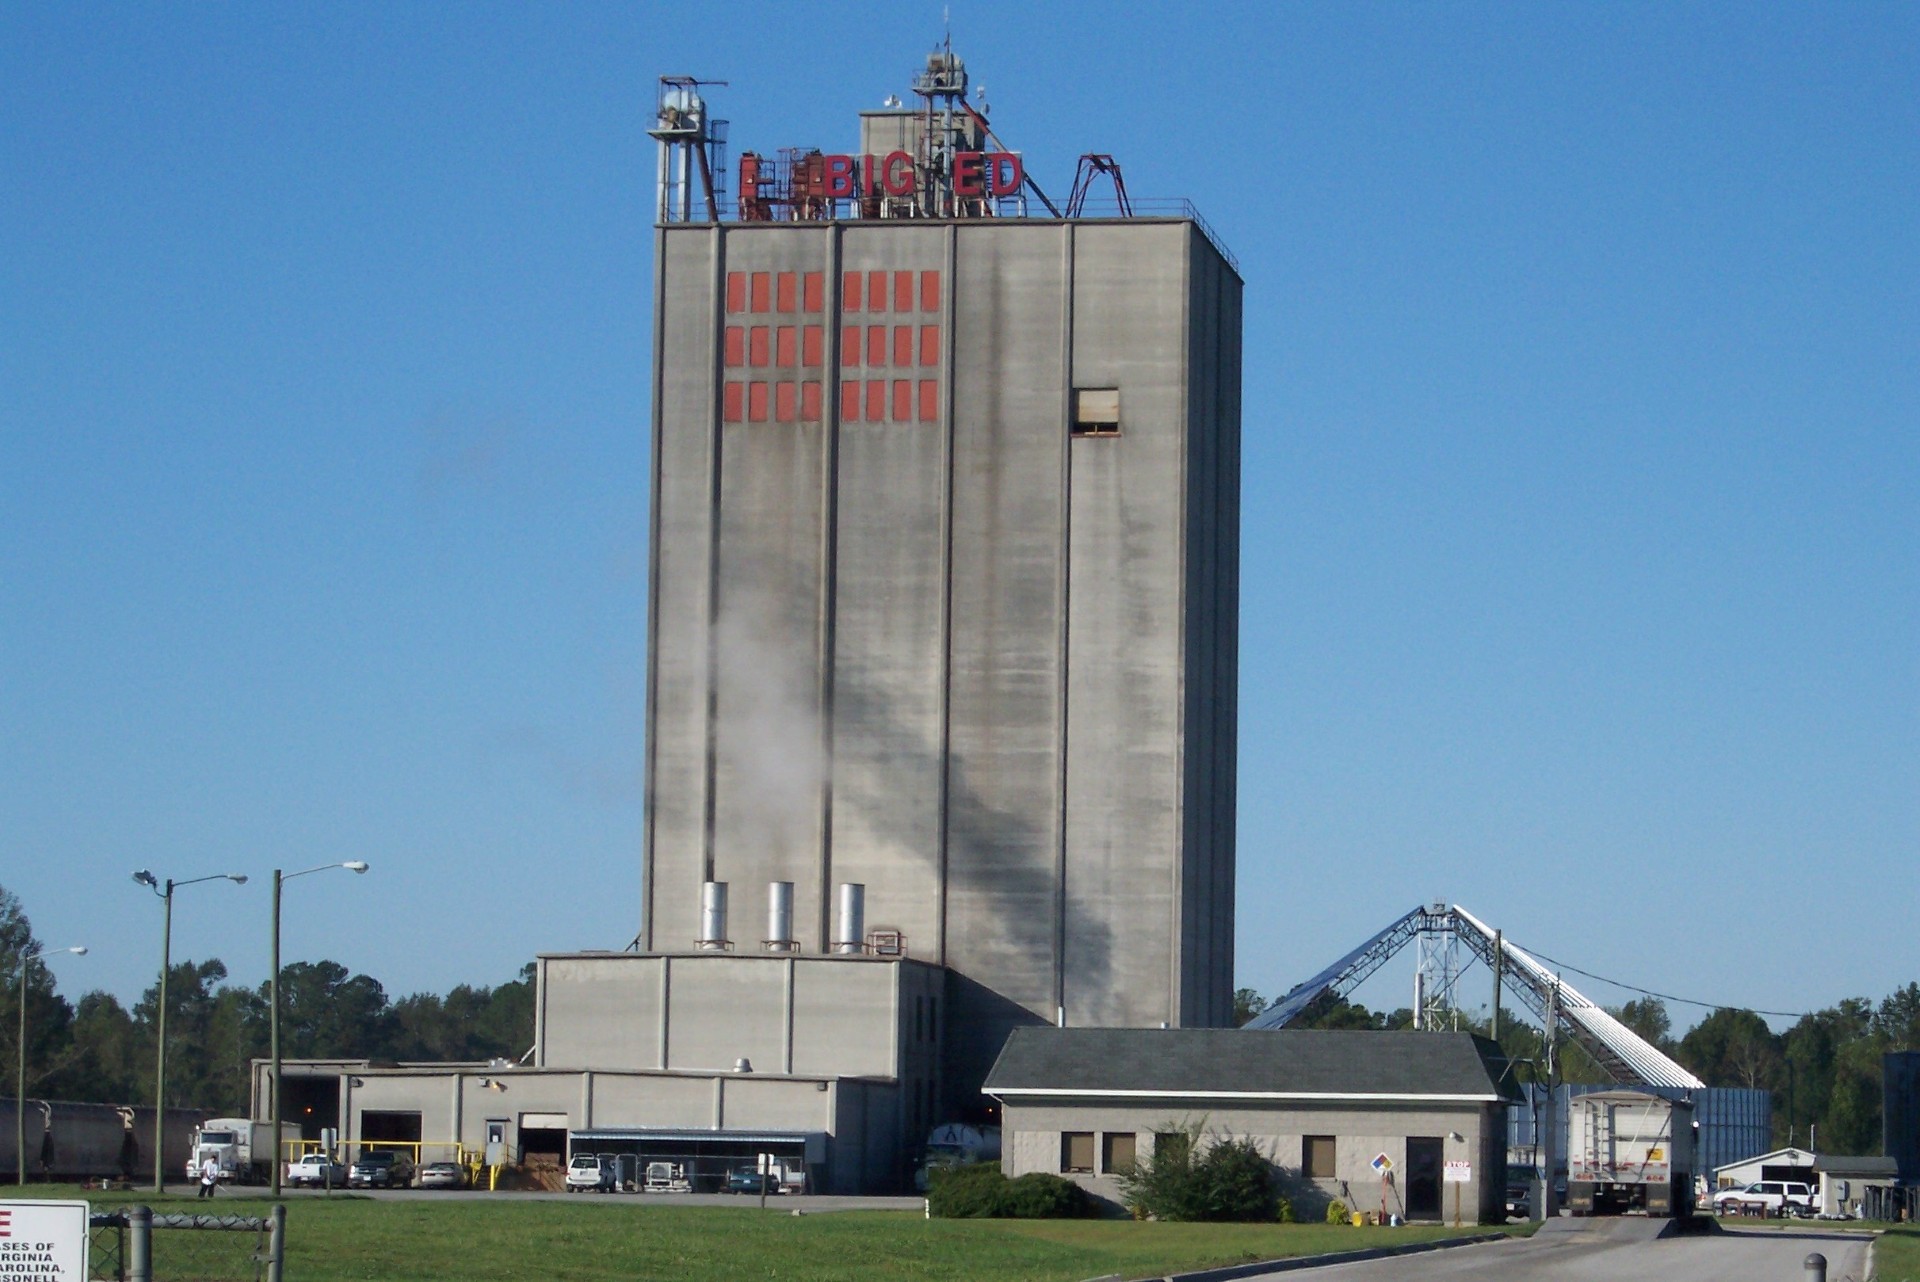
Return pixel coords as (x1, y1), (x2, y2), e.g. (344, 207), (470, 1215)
(15, 945), (86, 1185)
(270, 861), (369, 1197)
(134, 869), (247, 1193)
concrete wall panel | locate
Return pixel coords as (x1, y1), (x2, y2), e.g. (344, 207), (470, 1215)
(646, 229), (721, 950)
(666, 955), (789, 1073)
(1064, 222), (1188, 1028)
(828, 225), (951, 964)
(790, 960), (896, 1078)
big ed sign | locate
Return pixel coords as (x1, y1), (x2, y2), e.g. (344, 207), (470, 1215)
(0, 1201), (90, 1281)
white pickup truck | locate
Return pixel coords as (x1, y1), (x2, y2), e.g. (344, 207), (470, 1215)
(1713, 1181), (1816, 1217)
(286, 1153), (347, 1188)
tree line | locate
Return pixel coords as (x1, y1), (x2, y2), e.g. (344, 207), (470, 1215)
(1234, 981), (1920, 1155)
(2, 883), (533, 1117)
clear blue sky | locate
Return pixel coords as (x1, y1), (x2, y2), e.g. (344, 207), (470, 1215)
(4, 4), (1914, 1031)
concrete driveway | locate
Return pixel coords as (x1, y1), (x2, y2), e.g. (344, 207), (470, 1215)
(1238, 1218), (1872, 1281)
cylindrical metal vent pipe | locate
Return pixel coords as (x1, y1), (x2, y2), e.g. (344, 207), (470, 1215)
(833, 883), (865, 954)
(767, 881), (794, 949)
(699, 881), (729, 949)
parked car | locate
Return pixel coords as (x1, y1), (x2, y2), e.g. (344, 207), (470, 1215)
(1505, 1182), (1532, 1220)
(286, 1153), (347, 1189)
(726, 1164), (775, 1195)
(565, 1154), (615, 1193)
(1714, 1181), (1815, 1217)
(416, 1161), (465, 1190)
(347, 1150), (415, 1189)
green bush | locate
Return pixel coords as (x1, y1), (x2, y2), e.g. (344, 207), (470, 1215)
(1117, 1124), (1278, 1222)
(926, 1162), (1091, 1219)
(1276, 1195), (1296, 1223)
(1327, 1198), (1349, 1225)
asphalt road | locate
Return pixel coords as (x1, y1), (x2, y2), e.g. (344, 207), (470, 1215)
(1245, 1218), (1873, 1282)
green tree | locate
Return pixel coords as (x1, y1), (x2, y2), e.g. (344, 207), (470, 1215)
(0, 884), (78, 1103)
(1678, 1008), (1781, 1091)
(1232, 988), (1268, 1027)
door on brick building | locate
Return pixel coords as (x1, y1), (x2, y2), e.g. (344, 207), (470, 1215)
(1407, 1137), (1443, 1219)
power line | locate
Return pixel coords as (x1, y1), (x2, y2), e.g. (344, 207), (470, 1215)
(1511, 941), (1811, 1021)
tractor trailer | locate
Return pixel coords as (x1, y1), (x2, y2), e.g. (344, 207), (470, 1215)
(185, 1117), (300, 1185)
(1567, 1090), (1696, 1217)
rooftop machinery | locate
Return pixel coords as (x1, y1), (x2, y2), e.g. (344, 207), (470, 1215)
(651, 43), (1110, 226)
(1245, 903), (1706, 1091)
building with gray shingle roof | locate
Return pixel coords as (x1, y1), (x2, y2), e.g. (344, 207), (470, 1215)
(985, 1028), (1521, 1223)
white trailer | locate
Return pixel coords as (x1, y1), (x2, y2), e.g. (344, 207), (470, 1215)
(185, 1117), (301, 1185)
(1567, 1090), (1696, 1217)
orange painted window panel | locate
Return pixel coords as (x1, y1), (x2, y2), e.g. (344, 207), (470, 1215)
(918, 380), (938, 422)
(726, 272), (748, 313)
(776, 272), (798, 313)
(750, 273), (772, 312)
(776, 326), (797, 368)
(866, 326), (887, 367)
(803, 272), (825, 313)
(802, 325), (824, 367)
(749, 327), (770, 367)
(892, 380), (912, 422)
(723, 382), (744, 422)
(748, 382), (769, 422)
(868, 271), (888, 312)
(894, 271), (913, 312)
(841, 326), (861, 367)
(776, 382), (796, 422)
(842, 272), (862, 312)
(724, 326), (746, 367)
(893, 326), (913, 367)
(801, 381), (823, 421)
(865, 380), (886, 422)
(920, 271), (940, 312)
(918, 325), (940, 366)
(841, 380), (861, 422)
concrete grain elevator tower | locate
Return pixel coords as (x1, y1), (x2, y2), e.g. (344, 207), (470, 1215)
(640, 50), (1243, 1105)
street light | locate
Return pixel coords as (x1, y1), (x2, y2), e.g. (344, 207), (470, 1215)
(271, 861), (369, 1197)
(15, 945), (86, 1185)
(134, 869), (247, 1193)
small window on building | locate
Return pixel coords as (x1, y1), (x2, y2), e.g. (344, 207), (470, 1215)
(1072, 387), (1121, 437)
(1062, 1132), (1095, 1174)
(1102, 1132), (1137, 1173)
(1304, 1135), (1336, 1179)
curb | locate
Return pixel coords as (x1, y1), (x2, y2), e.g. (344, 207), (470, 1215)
(1154, 1231), (1509, 1282)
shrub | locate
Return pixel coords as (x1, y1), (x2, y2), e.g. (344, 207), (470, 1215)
(1276, 1195), (1296, 1223)
(1327, 1198), (1349, 1225)
(1117, 1123), (1278, 1222)
(926, 1162), (1090, 1219)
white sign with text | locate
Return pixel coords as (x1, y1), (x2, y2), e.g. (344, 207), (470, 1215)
(0, 1200), (90, 1282)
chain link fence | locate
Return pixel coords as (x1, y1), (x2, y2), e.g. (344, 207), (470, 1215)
(88, 1206), (284, 1282)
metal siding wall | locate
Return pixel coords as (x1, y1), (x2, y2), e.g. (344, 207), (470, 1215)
(829, 225), (951, 964)
(709, 228), (833, 949)
(1064, 223), (1187, 1028)
(645, 229), (721, 952)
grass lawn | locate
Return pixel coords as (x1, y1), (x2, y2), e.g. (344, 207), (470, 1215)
(1875, 1225), (1920, 1281)
(7, 1186), (1526, 1282)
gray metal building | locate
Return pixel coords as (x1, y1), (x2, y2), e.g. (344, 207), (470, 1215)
(642, 67), (1243, 1106)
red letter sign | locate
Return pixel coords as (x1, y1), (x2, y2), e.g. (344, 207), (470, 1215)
(882, 150), (915, 197)
(988, 153), (1023, 197)
(823, 154), (856, 199)
(953, 151), (984, 197)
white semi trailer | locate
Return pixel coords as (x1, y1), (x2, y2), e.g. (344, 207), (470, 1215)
(1567, 1090), (1696, 1217)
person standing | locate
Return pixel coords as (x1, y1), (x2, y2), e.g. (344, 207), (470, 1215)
(198, 1155), (220, 1199)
